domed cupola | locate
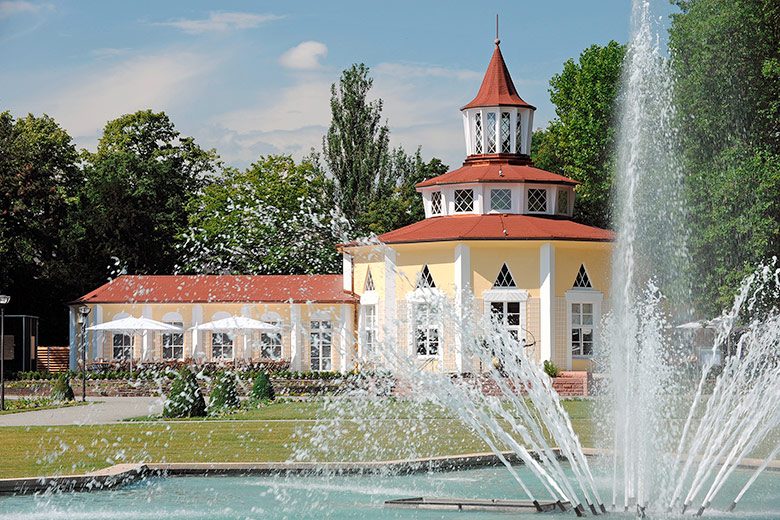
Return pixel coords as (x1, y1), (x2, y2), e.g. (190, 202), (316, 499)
(461, 38), (536, 160)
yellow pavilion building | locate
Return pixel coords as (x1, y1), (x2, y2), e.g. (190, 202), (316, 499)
(69, 39), (613, 373)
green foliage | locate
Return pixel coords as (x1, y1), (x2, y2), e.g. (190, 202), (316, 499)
(178, 155), (342, 274)
(78, 110), (219, 279)
(50, 373), (75, 401)
(532, 41), (626, 228)
(670, 0), (780, 313)
(207, 371), (241, 415)
(250, 372), (275, 402)
(163, 368), (206, 418)
(357, 149), (448, 235)
(0, 112), (84, 342)
(323, 64), (391, 228)
(543, 360), (560, 378)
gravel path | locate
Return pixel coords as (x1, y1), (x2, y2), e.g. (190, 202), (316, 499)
(0, 397), (163, 427)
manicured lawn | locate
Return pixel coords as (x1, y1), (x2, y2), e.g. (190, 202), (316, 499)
(0, 398), (89, 415)
(0, 399), (595, 479)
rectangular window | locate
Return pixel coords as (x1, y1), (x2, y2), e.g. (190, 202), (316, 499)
(571, 303), (594, 356)
(454, 189), (474, 212)
(556, 189), (570, 215)
(415, 303), (439, 357)
(490, 188), (512, 212)
(363, 305), (376, 355)
(430, 191), (442, 215)
(162, 322), (184, 360)
(500, 112), (511, 153)
(515, 117), (523, 153)
(474, 112), (483, 154)
(490, 302), (521, 342)
(212, 332), (234, 359)
(310, 320), (332, 371)
(486, 112), (497, 153)
(527, 188), (548, 213)
(260, 331), (282, 359)
(112, 333), (132, 360)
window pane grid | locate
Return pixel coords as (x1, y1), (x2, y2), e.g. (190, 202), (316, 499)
(557, 189), (570, 215)
(527, 188), (548, 212)
(515, 118), (523, 152)
(474, 112), (483, 154)
(486, 112), (497, 153)
(500, 112), (511, 153)
(431, 191), (442, 215)
(415, 303), (439, 356)
(112, 333), (132, 360)
(162, 322), (184, 360)
(571, 303), (595, 356)
(212, 332), (234, 359)
(310, 320), (332, 371)
(454, 189), (474, 213)
(490, 189), (512, 212)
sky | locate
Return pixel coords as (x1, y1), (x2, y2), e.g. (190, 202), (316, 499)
(0, 1), (677, 170)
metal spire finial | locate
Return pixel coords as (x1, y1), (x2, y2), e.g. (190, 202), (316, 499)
(494, 14), (500, 45)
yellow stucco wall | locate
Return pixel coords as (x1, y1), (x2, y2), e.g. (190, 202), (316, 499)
(554, 242), (612, 296)
(468, 241), (542, 298)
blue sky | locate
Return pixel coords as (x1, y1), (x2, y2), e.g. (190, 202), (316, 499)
(0, 1), (676, 169)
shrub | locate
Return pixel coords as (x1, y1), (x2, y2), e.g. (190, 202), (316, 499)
(543, 360), (560, 378)
(250, 371), (275, 403)
(207, 371), (240, 415)
(163, 368), (206, 418)
(51, 373), (75, 401)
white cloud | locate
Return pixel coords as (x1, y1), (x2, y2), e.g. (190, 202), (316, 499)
(155, 12), (282, 34)
(37, 50), (220, 141)
(0, 1), (51, 19)
(279, 41), (328, 70)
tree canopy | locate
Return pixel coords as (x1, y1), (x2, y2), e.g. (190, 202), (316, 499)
(532, 41), (626, 229)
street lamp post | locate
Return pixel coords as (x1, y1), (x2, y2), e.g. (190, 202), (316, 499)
(0, 295), (10, 411)
(78, 305), (91, 402)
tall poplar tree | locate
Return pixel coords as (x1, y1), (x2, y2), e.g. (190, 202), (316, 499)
(323, 64), (390, 229)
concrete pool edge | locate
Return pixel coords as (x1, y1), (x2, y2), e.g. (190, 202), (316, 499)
(2, 449), (778, 496)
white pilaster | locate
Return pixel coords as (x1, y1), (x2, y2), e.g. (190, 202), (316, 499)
(342, 253), (353, 293)
(142, 304), (152, 361)
(290, 304), (302, 371)
(69, 306), (77, 370)
(339, 304), (352, 372)
(383, 247), (397, 350)
(192, 304), (203, 360)
(93, 305), (103, 361)
(454, 243), (471, 372)
(539, 243), (555, 362)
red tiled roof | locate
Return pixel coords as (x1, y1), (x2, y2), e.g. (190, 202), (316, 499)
(75, 275), (355, 304)
(462, 44), (534, 110)
(377, 215), (614, 244)
(416, 161), (578, 188)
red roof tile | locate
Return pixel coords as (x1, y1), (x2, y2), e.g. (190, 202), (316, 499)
(75, 275), (355, 304)
(377, 215), (614, 244)
(462, 44), (534, 110)
(416, 161), (578, 188)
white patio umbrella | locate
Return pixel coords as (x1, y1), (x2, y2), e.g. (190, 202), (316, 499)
(87, 316), (183, 368)
(189, 316), (279, 364)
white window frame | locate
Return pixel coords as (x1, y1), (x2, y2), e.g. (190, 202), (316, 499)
(565, 290), (603, 362)
(361, 304), (377, 357)
(454, 189), (475, 213)
(112, 333), (132, 360)
(211, 332), (234, 360)
(490, 188), (512, 213)
(430, 191), (442, 215)
(162, 322), (184, 360)
(526, 187), (549, 214)
(310, 319), (332, 371)
(406, 289), (444, 364)
(482, 288), (529, 346)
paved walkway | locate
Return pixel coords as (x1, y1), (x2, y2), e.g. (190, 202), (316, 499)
(0, 397), (163, 427)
